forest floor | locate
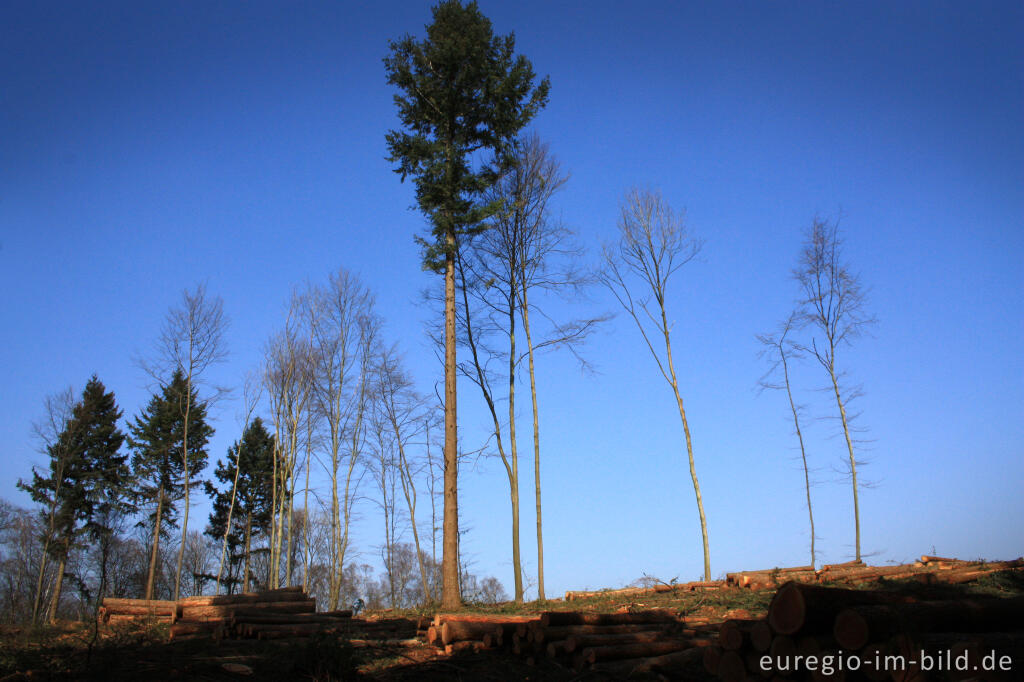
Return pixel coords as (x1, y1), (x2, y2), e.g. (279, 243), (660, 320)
(1, 571), (1021, 681)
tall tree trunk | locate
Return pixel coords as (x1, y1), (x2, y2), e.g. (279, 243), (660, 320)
(302, 425), (312, 592)
(441, 237), (461, 609)
(829, 358), (861, 561)
(660, 305), (711, 581)
(519, 289), (545, 601)
(146, 487), (164, 600)
(507, 286), (524, 603)
(174, 384), (192, 602)
(781, 351), (815, 567)
(48, 555), (66, 624)
(31, 539), (50, 624)
(216, 438), (244, 593)
(244, 512), (252, 592)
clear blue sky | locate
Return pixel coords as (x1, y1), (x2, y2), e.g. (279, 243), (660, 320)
(2, 0), (1022, 598)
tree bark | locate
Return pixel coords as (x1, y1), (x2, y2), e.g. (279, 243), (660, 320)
(828, 357), (861, 561)
(441, 236), (461, 609)
(145, 487), (164, 600)
(520, 289), (545, 601)
(660, 303), (710, 581)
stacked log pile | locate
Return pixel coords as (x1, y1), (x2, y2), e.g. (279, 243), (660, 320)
(702, 580), (1024, 682)
(725, 556), (1024, 591)
(442, 606), (720, 671)
(565, 579), (725, 601)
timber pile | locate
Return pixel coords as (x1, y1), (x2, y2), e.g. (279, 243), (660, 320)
(565, 579), (725, 601)
(725, 556), (1024, 590)
(102, 587), (369, 641)
(703, 580), (1024, 682)
(428, 609), (721, 676)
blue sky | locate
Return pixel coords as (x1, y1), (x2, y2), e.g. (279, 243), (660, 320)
(2, 0), (1022, 598)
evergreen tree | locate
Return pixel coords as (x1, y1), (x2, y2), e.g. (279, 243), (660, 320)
(205, 417), (276, 593)
(17, 375), (127, 622)
(384, 0), (549, 608)
(128, 369), (212, 599)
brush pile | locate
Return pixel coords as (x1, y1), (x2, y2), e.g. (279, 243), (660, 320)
(702, 578), (1024, 681)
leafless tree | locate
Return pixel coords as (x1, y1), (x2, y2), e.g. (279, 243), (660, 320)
(375, 346), (434, 605)
(306, 269), (378, 609)
(793, 218), (875, 561)
(600, 188), (711, 580)
(758, 313), (817, 567)
(20, 387), (76, 623)
(145, 283), (228, 601)
(264, 296), (315, 588)
(477, 135), (604, 601)
(214, 372), (261, 593)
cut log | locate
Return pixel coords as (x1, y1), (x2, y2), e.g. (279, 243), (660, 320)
(717, 650), (749, 682)
(719, 618), (758, 650)
(919, 555), (966, 564)
(444, 640), (485, 655)
(440, 620), (500, 645)
(564, 630), (667, 653)
(627, 646), (704, 676)
(819, 560), (865, 572)
(833, 596), (1024, 650)
(703, 645), (722, 675)
(578, 639), (689, 666)
(767, 581), (914, 635)
(751, 620), (775, 652)
(177, 590), (310, 606)
(180, 599), (316, 620)
(932, 566), (1024, 584)
(169, 621), (222, 639)
(530, 622), (674, 644)
(101, 598), (179, 613)
(540, 609), (677, 627)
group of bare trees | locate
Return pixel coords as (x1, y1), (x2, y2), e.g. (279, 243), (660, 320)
(759, 218), (876, 565)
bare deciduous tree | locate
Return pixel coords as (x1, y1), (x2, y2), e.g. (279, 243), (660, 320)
(793, 218), (875, 561)
(600, 189), (711, 580)
(306, 269), (378, 609)
(758, 313), (816, 567)
(375, 346), (433, 605)
(143, 283), (228, 601)
(21, 387), (76, 623)
(214, 373), (261, 593)
(481, 135), (604, 601)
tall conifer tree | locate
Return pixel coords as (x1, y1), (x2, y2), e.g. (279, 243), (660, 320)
(384, 0), (549, 607)
(128, 370), (212, 599)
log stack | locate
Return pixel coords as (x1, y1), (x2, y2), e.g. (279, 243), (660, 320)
(565, 579), (725, 601)
(723, 556), (1024, 591)
(702, 580), (1024, 682)
(498, 609), (719, 676)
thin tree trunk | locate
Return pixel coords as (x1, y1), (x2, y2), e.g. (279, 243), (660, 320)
(781, 351), (815, 567)
(216, 437), (245, 593)
(519, 289), (545, 601)
(829, 359), (860, 561)
(395, 427), (431, 605)
(244, 512), (252, 592)
(660, 305), (710, 581)
(31, 539), (50, 624)
(441, 237), (461, 609)
(146, 487), (164, 600)
(302, 423), (312, 592)
(457, 254), (519, 602)
(507, 284), (524, 603)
